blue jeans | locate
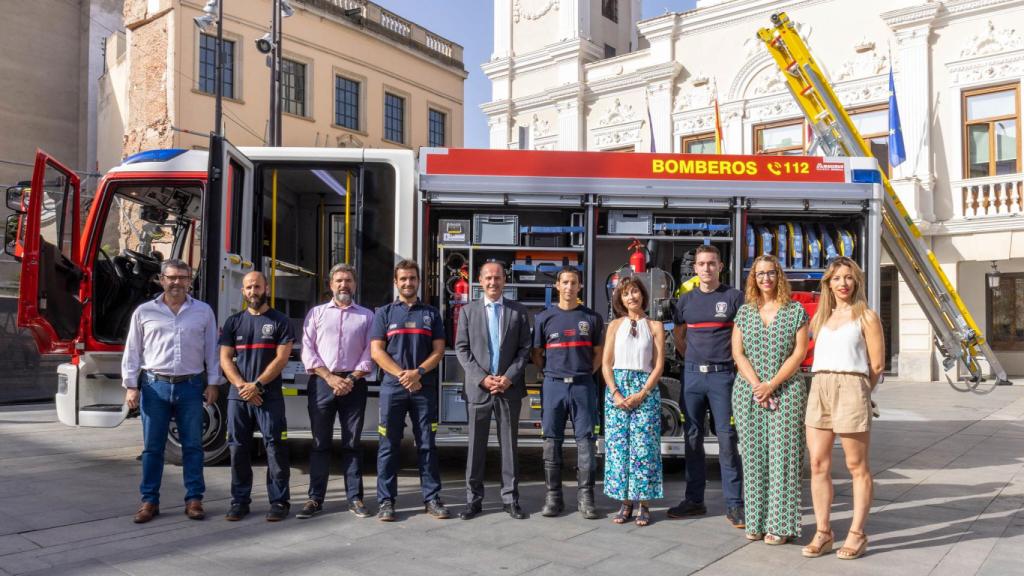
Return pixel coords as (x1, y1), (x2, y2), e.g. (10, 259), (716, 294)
(139, 373), (206, 505)
(681, 365), (744, 508)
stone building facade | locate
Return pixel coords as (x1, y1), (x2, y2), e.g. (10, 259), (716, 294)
(483, 0), (1024, 380)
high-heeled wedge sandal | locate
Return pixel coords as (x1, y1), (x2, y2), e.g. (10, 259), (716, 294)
(634, 504), (651, 527)
(836, 529), (868, 560)
(801, 529), (834, 558)
(764, 533), (791, 545)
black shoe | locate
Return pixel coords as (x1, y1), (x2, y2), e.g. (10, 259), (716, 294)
(296, 499), (322, 520)
(425, 498), (451, 519)
(666, 500), (706, 519)
(266, 502), (289, 522)
(459, 503), (483, 520)
(225, 503), (249, 522)
(726, 506), (746, 529)
(377, 500), (395, 522)
(349, 499), (372, 518)
(503, 502), (527, 520)
(541, 492), (564, 517)
(577, 492), (600, 520)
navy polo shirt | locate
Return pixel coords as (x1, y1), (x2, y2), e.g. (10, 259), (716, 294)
(673, 284), (743, 365)
(533, 305), (604, 378)
(219, 308), (295, 400)
(370, 300), (445, 386)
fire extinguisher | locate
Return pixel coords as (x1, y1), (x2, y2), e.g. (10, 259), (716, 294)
(451, 264), (469, 338)
(628, 239), (647, 273)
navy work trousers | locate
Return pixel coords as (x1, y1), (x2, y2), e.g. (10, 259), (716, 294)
(376, 383), (441, 503)
(228, 396), (290, 506)
(681, 364), (743, 508)
(307, 376), (367, 504)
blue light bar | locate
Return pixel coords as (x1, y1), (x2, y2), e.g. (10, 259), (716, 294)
(123, 149), (188, 165)
(851, 169), (882, 183)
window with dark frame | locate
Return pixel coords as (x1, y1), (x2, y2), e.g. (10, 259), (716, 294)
(428, 109), (446, 147)
(754, 119), (805, 155)
(987, 272), (1024, 351)
(604, 44), (616, 59)
(281, 58), (306, 117)
(602, 0), (618, 22)
(198, 34), (234, 99)
(682, 132), (716, 154)
(963, 84), (1020, 179)
(850, 104), (890, 174)
(335, 76), (360, 130)
(384, 92), (405, 144)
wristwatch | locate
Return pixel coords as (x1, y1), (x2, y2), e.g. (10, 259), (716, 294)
(416, 367), (426, 377)
(254, 380), (265, 394)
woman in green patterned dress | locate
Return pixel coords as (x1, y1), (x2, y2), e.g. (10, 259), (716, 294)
(731, 254), (809, 545)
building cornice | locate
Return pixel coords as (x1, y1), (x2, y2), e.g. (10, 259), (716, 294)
(939, 215), (1023, 235)
(939, 0), (1024, 21)
(667, 0), (832, 38)
(880, 3), (940, 29)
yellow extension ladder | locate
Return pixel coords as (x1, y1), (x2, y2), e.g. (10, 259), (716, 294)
(758, 12), (1008, 384)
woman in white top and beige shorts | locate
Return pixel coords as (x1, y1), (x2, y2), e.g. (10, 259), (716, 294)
(802, 257), (885, 561)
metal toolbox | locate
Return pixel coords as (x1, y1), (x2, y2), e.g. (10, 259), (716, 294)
(520, 225), (584, 248)
(512, 251), (580, 283)
(472, 214), (519, 245)
(439, 219), (470, 245)
(608, 210), (653, 235)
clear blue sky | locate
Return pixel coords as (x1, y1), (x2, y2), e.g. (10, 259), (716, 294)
(373, 1), (698, 148)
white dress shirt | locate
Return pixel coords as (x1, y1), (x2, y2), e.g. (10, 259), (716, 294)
(121, 294), (222, 388)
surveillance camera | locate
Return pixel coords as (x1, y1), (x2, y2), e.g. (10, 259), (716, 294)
(255, 33), (274, 54)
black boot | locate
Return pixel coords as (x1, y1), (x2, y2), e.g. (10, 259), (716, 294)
(541, 439), (564, 517)
(576, 439), (599, 520)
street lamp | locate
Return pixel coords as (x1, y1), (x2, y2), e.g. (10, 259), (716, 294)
(987, 261), (1002, 291)
(261, 0), (295, 146)
(193, 0), (223, 137)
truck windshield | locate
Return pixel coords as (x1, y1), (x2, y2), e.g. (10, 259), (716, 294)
(90, 181), (203, 343)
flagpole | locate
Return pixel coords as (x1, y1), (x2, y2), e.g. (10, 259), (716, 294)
(713, 79), (723, 154)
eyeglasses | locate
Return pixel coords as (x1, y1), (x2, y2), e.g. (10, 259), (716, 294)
(629, 319), (638, 338)
(754, 270), (779, 280)
(161, 275), (191, 283)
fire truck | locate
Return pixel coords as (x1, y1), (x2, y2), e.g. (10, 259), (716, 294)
(6, 12), (1005, 464)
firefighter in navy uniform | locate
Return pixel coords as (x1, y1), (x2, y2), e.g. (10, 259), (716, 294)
(531, 266), (605, 519)
(219, 271), (296, 522)
(370, 260), (450, 521)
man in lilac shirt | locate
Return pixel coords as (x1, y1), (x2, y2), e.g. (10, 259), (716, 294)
(296, 263), (376, 519)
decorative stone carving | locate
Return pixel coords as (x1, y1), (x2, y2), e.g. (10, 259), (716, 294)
(335, 134), (364, 148)
(531, 114), (551, 137)
(835, 48), (889, 81)
(746, 96), (799, 122)
(960, 20), (1024, 58)
(673, 112), (715, 136)
(513, 0), (558, 23)
(593, 119), (645, 149)
(598, 98), (637, 126)
(749, 68), (786, 96)
(834, 77), (889, 106)
(948, 52), (1024, 86)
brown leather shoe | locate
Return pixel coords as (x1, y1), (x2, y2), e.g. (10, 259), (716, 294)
(133, 502), (159, 524)
(185, 499), (205, 520)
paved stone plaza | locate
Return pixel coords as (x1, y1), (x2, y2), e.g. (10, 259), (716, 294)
(0, 378), (1022, 575)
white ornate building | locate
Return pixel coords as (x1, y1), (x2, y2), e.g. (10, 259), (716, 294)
(483, 0), (1024, 381)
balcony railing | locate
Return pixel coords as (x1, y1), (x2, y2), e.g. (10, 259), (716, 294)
(305, 0), (463, 68)
(952, 173), (1024, 219)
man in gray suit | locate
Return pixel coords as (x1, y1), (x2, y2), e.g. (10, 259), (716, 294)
(454, 261), (532, 520)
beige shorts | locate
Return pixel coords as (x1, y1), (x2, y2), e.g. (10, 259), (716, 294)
(805, 372), (873, 433)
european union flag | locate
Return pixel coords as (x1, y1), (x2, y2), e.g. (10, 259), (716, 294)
(888, 68), (906, 168)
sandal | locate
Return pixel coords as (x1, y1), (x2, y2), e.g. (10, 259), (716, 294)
(612, 503), (634, 524)
(801, 529), (834, 558)
(745, 532), (764, 541)
(764, 533), (790, 545)
(836, 529), (868, 560)
(634, 504), (651, 527)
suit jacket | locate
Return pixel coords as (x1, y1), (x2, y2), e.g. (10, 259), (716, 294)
(454, 297), (531, 404)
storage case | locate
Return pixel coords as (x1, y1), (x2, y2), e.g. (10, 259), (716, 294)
(439, 219), (470, 245)
(520, 225), (585, 247)
(471, 286), (518, 300)
(608, 210), (654, 235)
(472, 214), (519, 245)
(440, 383), (468, 423)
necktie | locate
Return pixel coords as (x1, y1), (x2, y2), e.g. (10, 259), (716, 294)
(488, 302), (501, 375)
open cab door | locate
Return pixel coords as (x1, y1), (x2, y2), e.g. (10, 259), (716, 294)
(216, 139), (255, 320)
(13, 151), (84, 354)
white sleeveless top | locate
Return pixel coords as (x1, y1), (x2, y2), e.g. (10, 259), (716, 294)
(613, 317), (654, 372)
(811, 318), (869, 375)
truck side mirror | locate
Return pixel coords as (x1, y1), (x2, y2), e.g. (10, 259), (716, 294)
(5, 185), (28, 213)
(4, 213), (23, 259)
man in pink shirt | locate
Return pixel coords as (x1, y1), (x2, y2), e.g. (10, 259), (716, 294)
(297, 263), (376, 519)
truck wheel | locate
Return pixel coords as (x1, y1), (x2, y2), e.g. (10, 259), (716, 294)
(658, 377), (682, 405)
(659, 399), (682, 438)
(165, 388), (229, 466)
